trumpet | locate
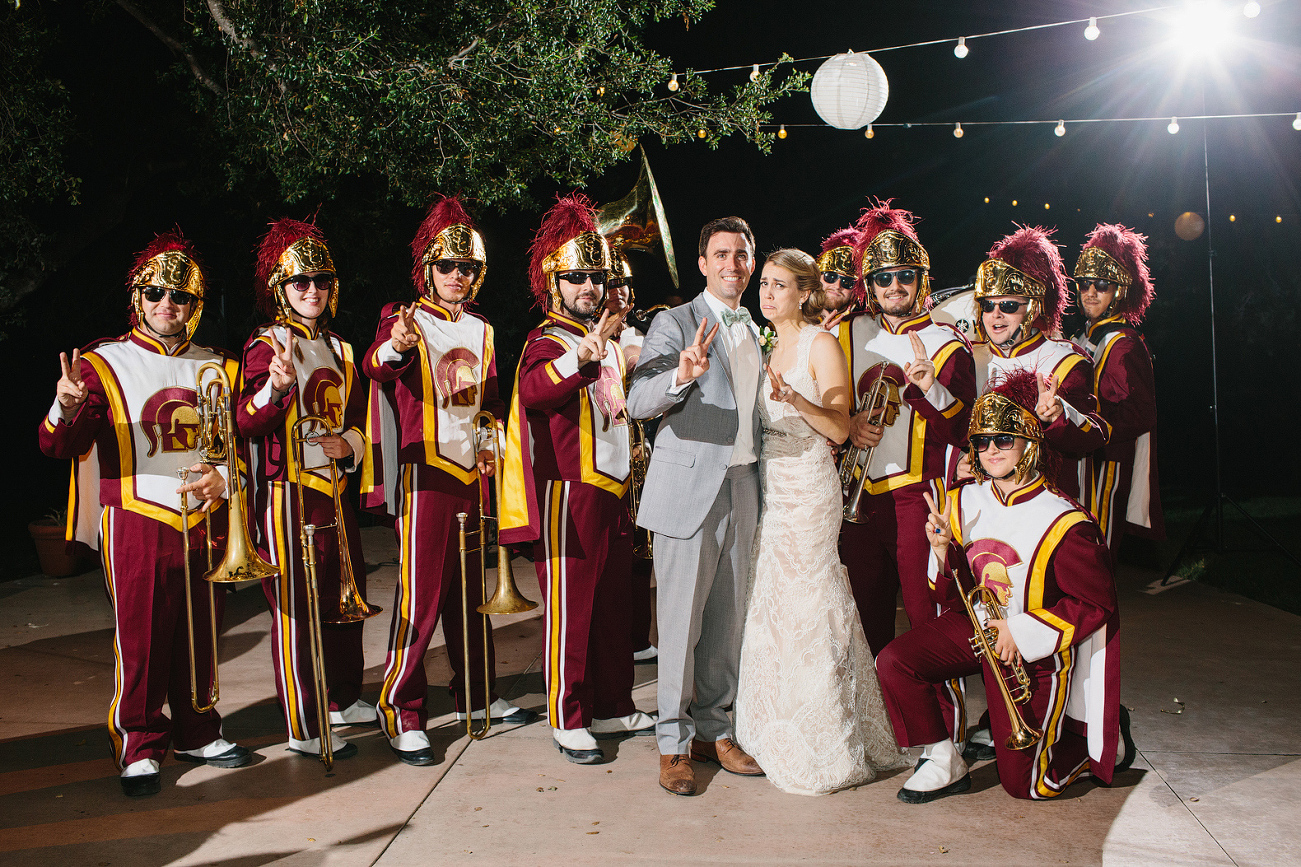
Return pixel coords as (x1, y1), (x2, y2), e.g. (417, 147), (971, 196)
(838, 365), (890, 523)
(458, 411), (538, 739)
(291, 414), (383, 770)
(178, 362), (279, 714)
(955, 569), (1042, 752)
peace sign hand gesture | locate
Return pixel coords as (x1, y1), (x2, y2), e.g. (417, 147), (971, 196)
(56, 350), (89, 419)
(1035, 372), (1063, 424)
(903, 331), (936, 393)
(577, 308), (628, 365)
(389, 304), (421, 354)
(675, 317), (720, 387)
(922, 489), (954, 560)
(767, 364), (798, 405)
(267, 330), (297, 395)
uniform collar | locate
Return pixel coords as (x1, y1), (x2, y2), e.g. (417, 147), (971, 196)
(879, 310), (931, 335)
(130, 327), (191, 357)
(545, 309), (591, 337)
(992, 474), (1046, 506)
(418, 296), (462, 322)
(283, 319), (322, 341)
(1087, 314), (1128, 341)
(989, 329), (1045, 359)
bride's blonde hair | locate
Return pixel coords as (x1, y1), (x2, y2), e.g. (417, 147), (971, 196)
(765, 248), (825, 325)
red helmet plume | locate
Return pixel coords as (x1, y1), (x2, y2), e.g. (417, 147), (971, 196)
(1077, 223), (1154, 325)
(852, 199), (931, 313)
(126, 227), (206, 337)
(254, 217), (337, 320)
(981, 225), (1069, 335)
(528, 193), (610, 310)
(411, 194), (487, 300)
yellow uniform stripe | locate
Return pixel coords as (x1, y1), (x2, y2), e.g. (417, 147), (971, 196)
(545, 482), (566, 725)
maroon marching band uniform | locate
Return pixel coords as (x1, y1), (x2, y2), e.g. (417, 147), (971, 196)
(362, 297), (505, 737)
(237, 319), (369, 741)
(502, 308), (635, 731)
(39, 326), (238, 771)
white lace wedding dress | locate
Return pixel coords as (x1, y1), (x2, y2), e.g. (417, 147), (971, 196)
(735, 325), (908, 795)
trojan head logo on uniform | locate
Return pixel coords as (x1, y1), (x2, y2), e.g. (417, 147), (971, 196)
(857, 362), (906, 427)
(303, 368), (345, 429)
(591, 364), (628, 433)
(435, 347), (481, 409)
(142, 387), (202, 457)
(966, 538), (1022, 608)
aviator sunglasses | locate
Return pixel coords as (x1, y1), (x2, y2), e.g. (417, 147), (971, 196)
(283, 274), (336, 293)
(978, 299), (1028, 314)
(871, 268), (918, 289)
(433, 260), (482, 278)
(821, 272), (854, 289)
(1076, 278), (1118, 293)
(971, 434), (1019, 452)
(142, 287), (198, 306)
(557, 271), (607, 286)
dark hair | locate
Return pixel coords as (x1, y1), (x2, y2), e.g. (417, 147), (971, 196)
(764, 248), (826, 325)
(698, 216), (756, 259)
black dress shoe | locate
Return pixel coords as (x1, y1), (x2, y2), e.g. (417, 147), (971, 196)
(897, 772), (972, 804)
(498, 707), (540, 725)
(962, 741), (997, 763)
(288, 741), (358, 760)
(555, 740), (605, 765)
(174, 744), (252, 769)
(1114, 705), (1137, 773)
(121, 773), (161, 797)
(391, 744), (436, 767)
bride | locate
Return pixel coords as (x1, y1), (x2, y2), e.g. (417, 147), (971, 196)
(735, 248), (907, 795)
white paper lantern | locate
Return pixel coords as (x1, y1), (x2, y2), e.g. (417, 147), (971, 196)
(810, 51), (889, 130)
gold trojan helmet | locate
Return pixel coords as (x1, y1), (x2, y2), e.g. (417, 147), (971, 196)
(127, 231), (207, 340)
(973, 226), (1069, 342)
(413, 196), (488, 302)
(609, 250), (635, 305)
(256, 219), (339, 323)
(852, 202), (932, 315)
(967, 371), (1044, 485)
(815, 243), (856, 280)
(530, 194), (611, 310)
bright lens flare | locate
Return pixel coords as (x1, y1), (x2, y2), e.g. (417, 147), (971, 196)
(1170, 1), (1235, 56)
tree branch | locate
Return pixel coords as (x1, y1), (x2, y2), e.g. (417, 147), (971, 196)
(113, 0), (224, 96)
(204, 0), (263, 58)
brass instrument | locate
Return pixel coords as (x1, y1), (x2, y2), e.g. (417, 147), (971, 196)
(291, 414), (383, 770)
(838, 364), (890, 523)
(596, 146), (679, 290)
(628, 418), (653, 559)
(177, 362), (280, 714)
(954, 566), (1042, 751)
(458, 411), (538, 739)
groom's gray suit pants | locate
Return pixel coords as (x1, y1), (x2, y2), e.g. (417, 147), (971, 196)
(654, 462), (760, 756)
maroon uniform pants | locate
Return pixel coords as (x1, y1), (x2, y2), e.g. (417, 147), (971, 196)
(877, 610), (1094, 799)
(840, 479), (965, 738)
(100, 506), (227, 769)
(258, 482), (366, 740)
(533, 481), (636, 730)
(379, 464), (497, 738)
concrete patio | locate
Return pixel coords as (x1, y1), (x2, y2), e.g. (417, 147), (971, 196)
(1, 526), (1297, 866)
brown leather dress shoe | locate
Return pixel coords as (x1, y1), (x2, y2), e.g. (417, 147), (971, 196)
(659, 753), (697, 795)
(690, 738), (764, 776)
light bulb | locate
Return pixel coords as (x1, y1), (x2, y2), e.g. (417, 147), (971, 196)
(984, 197), (990, 203)
(1293, 112), (1301, 131)
(778, 125), (787, 139)
(750, 64), (760, 82)
(1168, 117), (1180, 134)
(953, 122), (964, 138)
(1055, 120), (1066, 137)
(1084, 17), (1100, 40)
(1012, 200), (1018, 207)
(1229, 214), (1236, 222)
(1044, 203), (1051, 210)
(865, 124), (875, 139)
(668, 73), (679, 92)
(1244, 1), (1261, 17)
(1277, 215), (1283, 223)
(697, 128), (707, 139)
(954, 37), (969, 59)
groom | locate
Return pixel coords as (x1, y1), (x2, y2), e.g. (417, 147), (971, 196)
(627, 217), (766, 796)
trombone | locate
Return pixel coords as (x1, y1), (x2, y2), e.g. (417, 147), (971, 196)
(838, 364), (890, 523)
(458, 410), (538, 739)
(178, 362), (279, 714)
(291, 414), (383, 770)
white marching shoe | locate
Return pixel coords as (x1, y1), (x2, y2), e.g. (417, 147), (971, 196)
(455, 697), (539, 725)
(389, 729), (435, 767)
(553, 726), (605, 765)
(174, 737), (252, 768)
(120, 758), (161, 797)
(289, 731), (358, 760)
(330, 699), (378, 726)
(591, 710), (658, 739)
(898, 738), (972, 804)
(632, 645), (658, 663)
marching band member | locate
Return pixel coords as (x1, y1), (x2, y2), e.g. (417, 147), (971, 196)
(967, 226), (1107, 502)
(1070, 224), (1164, 550)
(362, 196), (533, 766)
(38, 230), (250, 796)
(840, 203), (976, 706)
(876, 370), (1129, 802)
(237, 217), (371, 761)
(815, 225), (863, 327)
(500, 195), (655, 765)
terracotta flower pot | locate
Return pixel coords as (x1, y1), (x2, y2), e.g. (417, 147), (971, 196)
(28, 519), (83, 578)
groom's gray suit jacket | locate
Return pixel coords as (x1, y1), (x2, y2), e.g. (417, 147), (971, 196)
(626, 292), (763, 539)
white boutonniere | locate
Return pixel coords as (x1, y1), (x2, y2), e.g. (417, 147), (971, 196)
(758, 325), (777, 355)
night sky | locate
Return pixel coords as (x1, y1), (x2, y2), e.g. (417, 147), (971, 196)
(6, 1), (1301, 574)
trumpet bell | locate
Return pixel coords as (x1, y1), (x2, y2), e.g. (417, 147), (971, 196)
(1005, 724), (1043, 751)
(326, 582), (383, 624)
(477, 550), (538, 615)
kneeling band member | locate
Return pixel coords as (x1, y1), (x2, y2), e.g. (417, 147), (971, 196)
(876, 370), (1128, 802)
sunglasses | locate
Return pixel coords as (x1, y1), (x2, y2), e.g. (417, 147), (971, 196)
(871, 268), (918, 289)
(821, 272), (854, 289)
(433, 260), (482, 278)
(142, 287), (198, 306)
(283, 274), (336, 293)
(971, 434), (1019, 452)
(978, 299), (1028, 314)
(1076, 278), (1118, 294)
(558, 271), (607, 286)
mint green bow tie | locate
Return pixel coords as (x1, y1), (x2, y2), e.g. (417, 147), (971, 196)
(720, 307), (751, 327)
